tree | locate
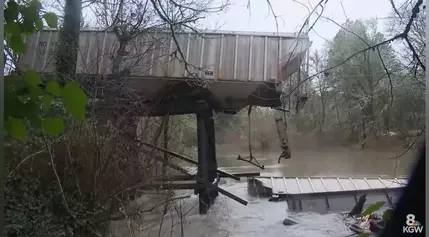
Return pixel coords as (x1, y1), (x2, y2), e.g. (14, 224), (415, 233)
(386, 0), (425, 134)
(4, 0), (87, 141)
(325, 19), (399, 145)
(309, 50), (328, 134)
(55, 0), (82, 83)
(388, 0), (426, 84)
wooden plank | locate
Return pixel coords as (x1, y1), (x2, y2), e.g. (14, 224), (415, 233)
(219, 172), (260, 177)
(141, 141), (241, 181)
(217, 170), (241, 181)
(141, 182), (206, 190)
(218, 187), (248, 206)
(153, 175), (196, 181)
(151, 155), (191, 175)
(141, 183), (248, 206)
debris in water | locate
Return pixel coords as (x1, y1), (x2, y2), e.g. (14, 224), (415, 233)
(347, 209), (386, 235)
(283, 217), (298, 226)
(269, 195), (280, 202)
(348, 194), (367, 216)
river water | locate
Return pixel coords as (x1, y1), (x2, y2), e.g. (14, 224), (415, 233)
(109, 148), (418, 237)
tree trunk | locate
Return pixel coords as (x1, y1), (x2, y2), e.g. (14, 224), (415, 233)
(112, 40), (129, 75)
(162, 116), (170, 176)
(383, 112), (390, 133)
(334, 99), (342, 130)
(366, 51), (377, 139)
(55, 0), (82, 83)
(361, 110), (367, 149)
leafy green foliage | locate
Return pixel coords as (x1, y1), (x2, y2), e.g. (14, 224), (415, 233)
(4, 0), (88, 140)
(4, 0), (54, 53)
(5, 175), (103, 237)
(361, 201), (385, 217)
(41, 95), (54, 109)
(356, 202), (393, 235)
(42, 118), (64, 136)
(46, 80), (62, 96)
(62, 81), (88, 120)
(43, 12), (58, 28)
(383, 208), (394, 225)
(4, 74), (88, 139)
(4, 1), (98, 236)
(5, 177), (64, 237)
(24, 70), (42, 87)
(5, 117), (26, 141)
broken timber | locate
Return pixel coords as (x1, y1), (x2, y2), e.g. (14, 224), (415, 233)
(141, 141), (241, 181)
(153, 172), (260, 182)
(140, 101), (247, 214)
(250, 176), (409, 213)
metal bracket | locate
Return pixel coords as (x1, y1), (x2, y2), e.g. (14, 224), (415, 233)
(237, 105), (265, 170)
(237, 155), (265, 170)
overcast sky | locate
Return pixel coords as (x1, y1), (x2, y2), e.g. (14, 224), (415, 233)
(199, 0), (395, 50)
(74, 0), (398, 52)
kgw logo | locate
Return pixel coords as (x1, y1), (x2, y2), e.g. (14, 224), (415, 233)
(403, 214), (424, 234)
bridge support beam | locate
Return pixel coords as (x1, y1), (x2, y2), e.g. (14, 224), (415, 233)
(195, 102), (219, 214)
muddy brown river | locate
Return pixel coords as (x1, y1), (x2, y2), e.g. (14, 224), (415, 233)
(109, 148), (418, 237)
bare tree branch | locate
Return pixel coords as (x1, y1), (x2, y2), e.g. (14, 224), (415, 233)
(287, 0), (425, 98)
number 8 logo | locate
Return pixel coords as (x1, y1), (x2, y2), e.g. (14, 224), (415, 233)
(406, 214), (415, 226)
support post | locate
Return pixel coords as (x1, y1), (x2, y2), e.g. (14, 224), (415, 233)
(196, 110), (210, 214)
(195, 102), (218, 214)
(207, 112), (219, 200)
